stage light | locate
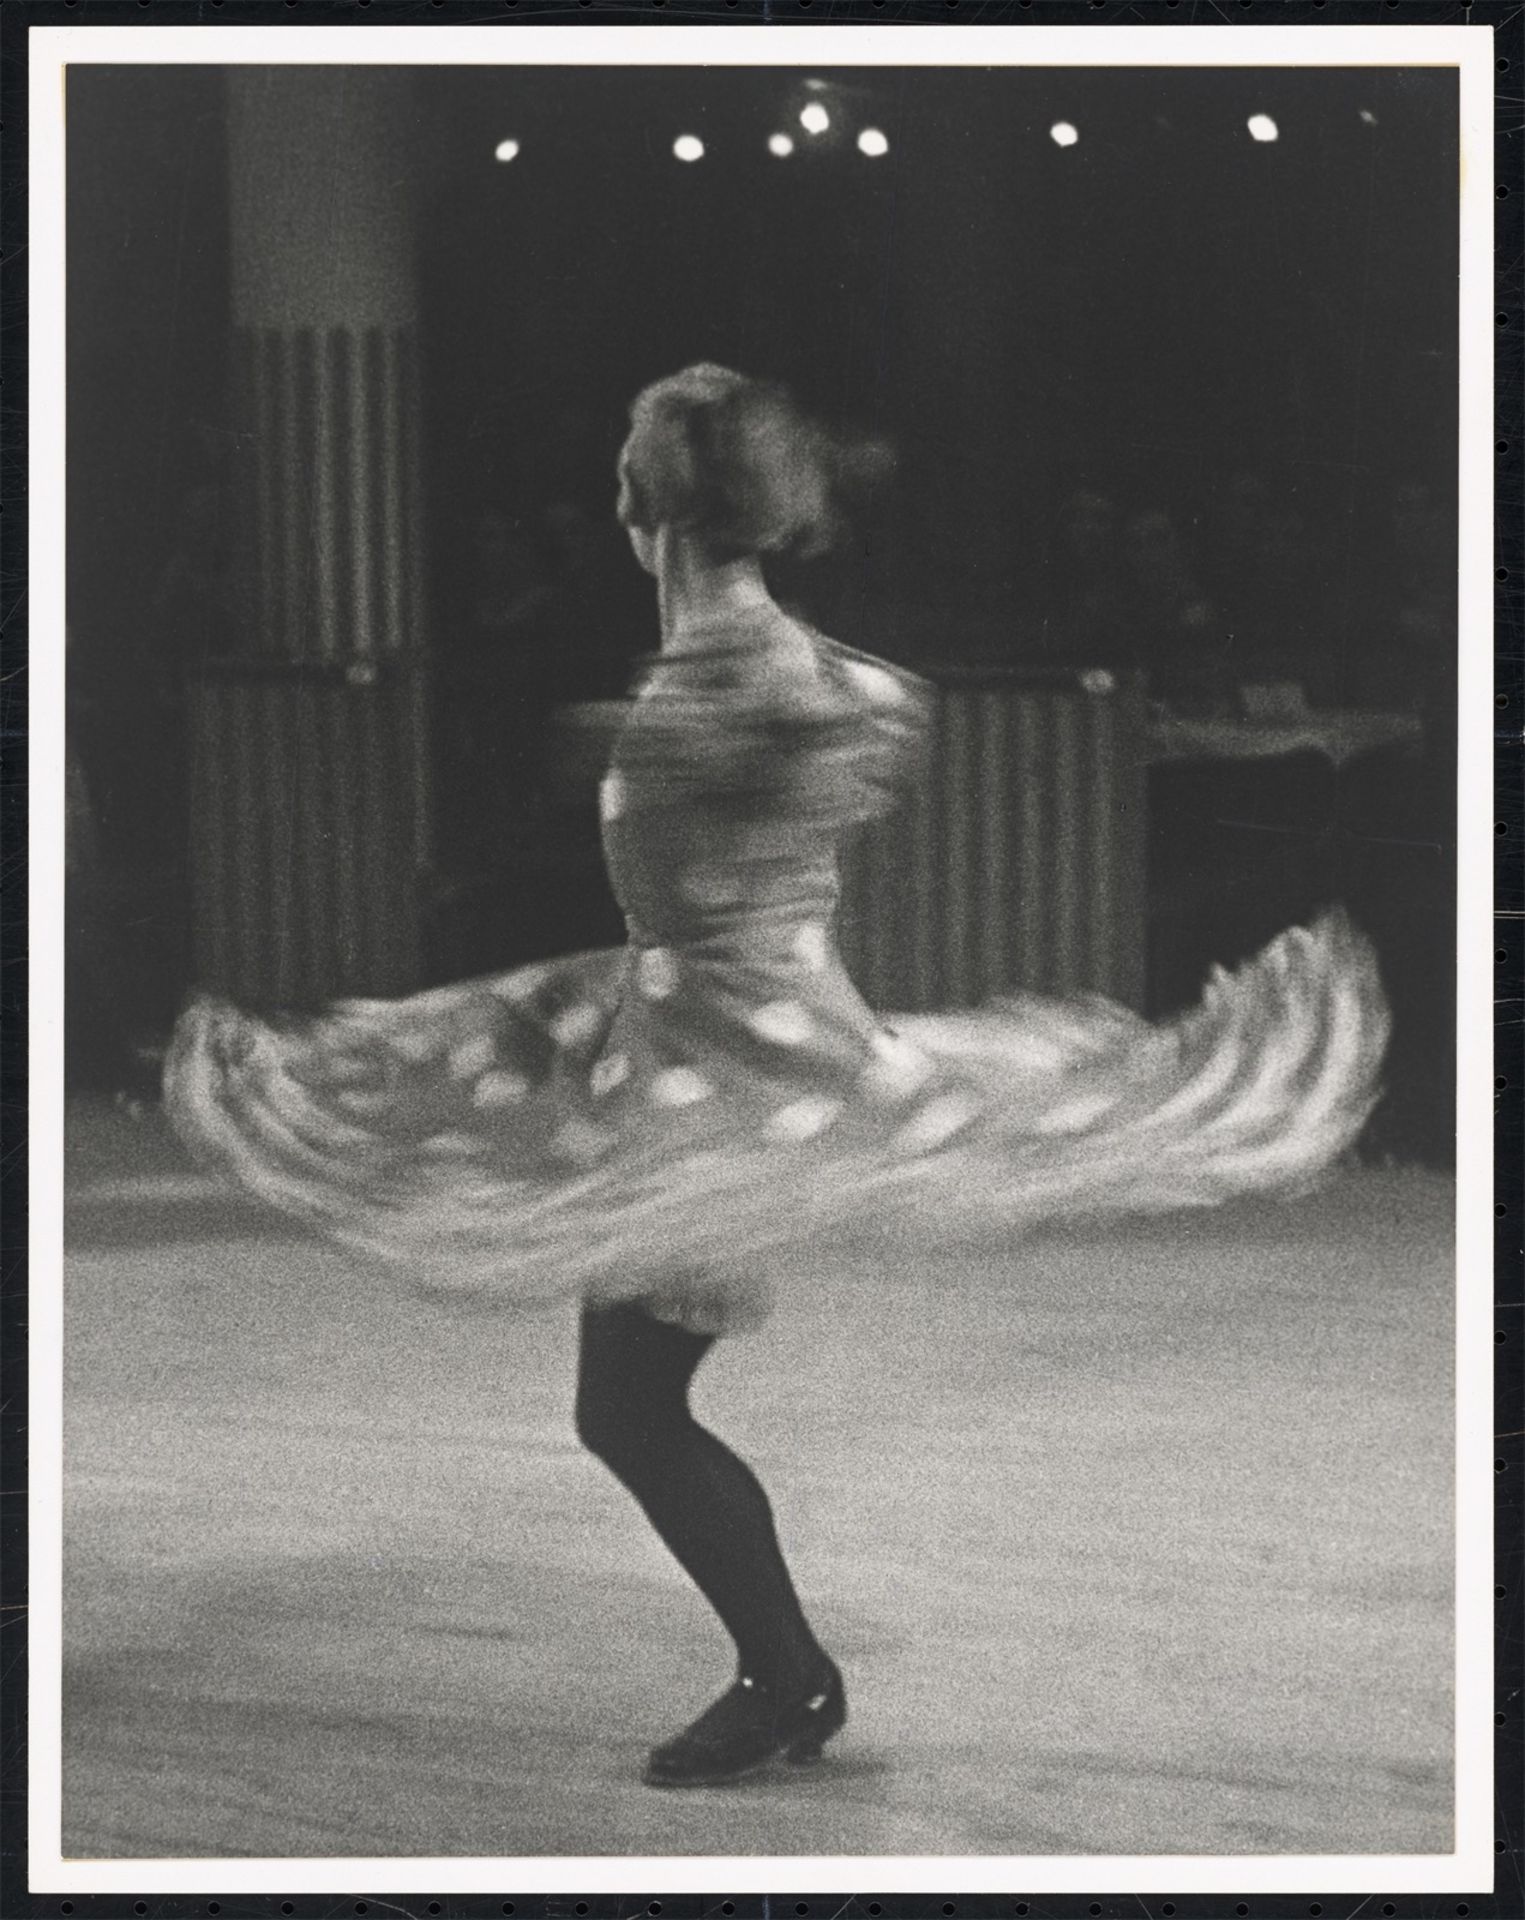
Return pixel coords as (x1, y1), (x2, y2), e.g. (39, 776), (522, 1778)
(494, 139), (521, 163)
(857, 127), (890, 158)
(800, 102), (831, 136)
(1359, 108), (1379, 126)
(768, 132), (795, 158)
(673, 135), (705, 163)
(1247, 113), (1279, 143)
(1049, 121), (1079, 148)
(804, 77), (829, 93)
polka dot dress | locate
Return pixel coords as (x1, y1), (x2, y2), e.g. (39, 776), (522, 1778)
(167, 613), (1390, 1335)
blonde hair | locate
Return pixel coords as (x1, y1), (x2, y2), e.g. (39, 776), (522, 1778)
(621, 363), (892, 561)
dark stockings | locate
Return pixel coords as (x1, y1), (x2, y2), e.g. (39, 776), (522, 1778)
(575, 1300), (826, 1693)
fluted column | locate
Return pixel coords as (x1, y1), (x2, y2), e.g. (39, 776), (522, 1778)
(226, 67), (424, 665)
(190, 71), (431, 1004)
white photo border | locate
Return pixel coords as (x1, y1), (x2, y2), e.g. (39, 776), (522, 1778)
(27, 18), (1497, 1899)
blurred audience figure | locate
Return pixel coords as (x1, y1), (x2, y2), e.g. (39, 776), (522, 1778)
(1057, 489), (1127, 661)
(1387, 480), (1453, 718)
(462, 491), (642, 699)
(542, 496), (646, 696)
(468, 506), (557, 647)
(1209, 470), (1320, 695)
(1122, 508), (1224, 709)
(433, 415), (648, 970)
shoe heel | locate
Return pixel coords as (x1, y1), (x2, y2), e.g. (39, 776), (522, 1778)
(785, 1739), (824, 1766)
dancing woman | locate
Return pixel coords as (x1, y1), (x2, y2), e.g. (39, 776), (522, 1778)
(169, 364), (1388, 1790)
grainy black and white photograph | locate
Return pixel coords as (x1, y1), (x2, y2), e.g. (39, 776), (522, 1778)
(34, 20), (1493, 1893)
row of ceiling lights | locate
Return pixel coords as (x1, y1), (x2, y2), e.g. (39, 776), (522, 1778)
(493, 101), (889, 166)
(1054, 107), (1378, 144)
(1052, 108), (1379, 145)
(493, 105), (1380, 163)
(674, 125), (892, 163)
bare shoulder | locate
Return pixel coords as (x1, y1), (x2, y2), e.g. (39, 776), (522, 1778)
(752, 611), (829, 695)
(666, 608), (826, 705)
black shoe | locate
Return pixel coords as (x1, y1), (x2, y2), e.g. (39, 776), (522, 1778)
(641, 1660), (847, 1789)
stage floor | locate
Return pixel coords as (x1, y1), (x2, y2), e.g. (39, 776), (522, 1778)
(59, 1101), (1454, 1862)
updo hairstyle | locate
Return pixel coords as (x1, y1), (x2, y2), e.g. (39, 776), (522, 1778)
(620, 363), (893, 562)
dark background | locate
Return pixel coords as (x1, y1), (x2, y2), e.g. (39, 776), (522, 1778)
(419, 65), (1458, 673)
(63, 62), (1460, 1153)
(67, 64), (1459, 672)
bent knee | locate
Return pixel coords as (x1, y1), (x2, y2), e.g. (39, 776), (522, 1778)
(573, 1385), (624, 1463)
(574, 1389), (689, 1477)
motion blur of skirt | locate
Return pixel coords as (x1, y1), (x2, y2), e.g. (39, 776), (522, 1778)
(166, 912), (1387, 1335)
(166, 616), (1390, 1337)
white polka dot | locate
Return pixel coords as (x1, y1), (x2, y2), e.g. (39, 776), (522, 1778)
(448, 1034), (497, 1080)
(337, 1089), (394, 1117)
(637, 948), (679, 1000)
(474, 1069), (530, 1109)
(793, 923), (831, 971)
(590, 1052), (631, 1098)
(551, 1117), (616, 1166)
(491, 963), (552, 1003)
(748, 1000), (814, 1047)
(599, 771), (627, 823)
(894, 1092), (982, 1155)
(390, 1028), (443, 1064)
(864, 1029), (935, 1099)
(764, 1096), (843, 1143)
(845, 660), (906, 707)
(649, 1066), (716, 1108)
(550, 1004), (604, 1050)
(1032, 1092), (1115, 1135)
